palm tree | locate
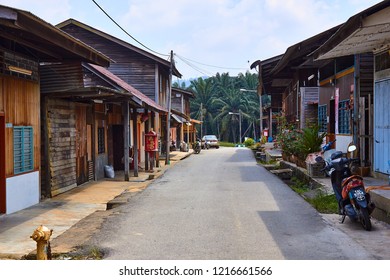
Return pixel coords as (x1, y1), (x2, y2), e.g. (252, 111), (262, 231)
(212, 88), (253, 143)
(189, 77), (216, 137)
(237, 71), (258, 91)
(172, 80), (188, 89)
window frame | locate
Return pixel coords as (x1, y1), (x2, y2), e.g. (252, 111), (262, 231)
(338, 100), (351, 134)
(97, 127), (105, 154)
(318, 104), (327, 133)
(13, 126), (34, 174)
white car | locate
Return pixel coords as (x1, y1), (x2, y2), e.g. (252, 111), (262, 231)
(201, 135), (220, 149)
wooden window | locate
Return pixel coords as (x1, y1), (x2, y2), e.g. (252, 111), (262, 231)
(97, 127), (105, 154)
(338, 100), (350, 134)
(375, 51), (390, 72)
(318, 105), (327, 133)
(13, 126), (34, 174)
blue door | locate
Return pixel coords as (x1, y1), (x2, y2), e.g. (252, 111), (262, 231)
(374, 79), (390, 174)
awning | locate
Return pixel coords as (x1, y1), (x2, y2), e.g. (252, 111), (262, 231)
(171, 114), (182, 124)
(171, 108), (191, 121)
(190, 119), (202, 124)
(312, 2), (390, 60)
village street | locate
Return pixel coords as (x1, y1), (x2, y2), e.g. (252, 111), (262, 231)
(84, 147), (390, 260)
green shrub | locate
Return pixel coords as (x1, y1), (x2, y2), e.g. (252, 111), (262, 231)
(244, 137), (255, 147)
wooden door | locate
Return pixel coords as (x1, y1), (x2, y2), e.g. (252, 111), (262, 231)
(76, 105), (88, 185)
(0, 114), (5, 213)
(374, 79), (390, 174)
(112, 125), (124, 170)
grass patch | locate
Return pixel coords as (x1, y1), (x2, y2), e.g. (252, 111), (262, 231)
(54, 246), (104, 260)
(290, 177), (310, 195)
(219, 141), (237, 147)
(288, 177), (338, 214)
(306, 193), (338, 214)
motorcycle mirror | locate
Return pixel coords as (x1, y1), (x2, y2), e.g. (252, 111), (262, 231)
(348, 145), (357, 153)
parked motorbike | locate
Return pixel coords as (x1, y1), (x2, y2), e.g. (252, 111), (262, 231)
(193, 139), (201, 154)
(203, 140), (210, 150)
(316, 144), (375, 231)
(322, 139), (337, 176)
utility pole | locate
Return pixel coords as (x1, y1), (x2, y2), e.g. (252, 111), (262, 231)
(200, 102), (203, 142)
(258, 61), (263, 138)
(165, 50), (173, 165)
(239, 109), (242, 144)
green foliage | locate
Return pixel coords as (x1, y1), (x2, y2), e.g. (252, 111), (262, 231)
(275, 116), (326, 160)
(275, 116), (300, 156)
(295, 125), (326, 161)
(244, 137), (255, 147)
(186, 72), (259, 142)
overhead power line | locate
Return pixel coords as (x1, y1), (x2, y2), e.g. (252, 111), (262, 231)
(91, 0), (251, 77)
(175, 54), (214, 77)
(91, 0), (169, 58)
(175, 54), (248, 71)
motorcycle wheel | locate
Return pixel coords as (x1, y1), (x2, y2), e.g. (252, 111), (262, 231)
(360, 208), (372, 231)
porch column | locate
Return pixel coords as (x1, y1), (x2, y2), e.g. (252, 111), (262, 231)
(152, 112), (159, 168)
(132, 108), (139, 177)
(42, 95), (51, 197)
(144, 108), (150, 171)
(123, 100), (130, 181)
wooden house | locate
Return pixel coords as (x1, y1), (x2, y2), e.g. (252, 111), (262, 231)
(39, 62), (166, 197)
(251, 55), (284, 138)
(268, 26), (340, 130)
(171, 87), (194, 150)
(312, 1), (390, 178)
(0, 5), (109, 214)
(57, 19), (182, 166)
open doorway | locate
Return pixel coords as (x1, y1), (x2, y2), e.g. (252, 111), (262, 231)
(112, 125), (124, 171)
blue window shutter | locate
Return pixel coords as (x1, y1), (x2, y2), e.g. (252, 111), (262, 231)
(13, 126), (33, 174)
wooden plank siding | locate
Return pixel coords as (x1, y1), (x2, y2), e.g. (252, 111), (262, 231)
(59, 25), (158, 101)
(300, 87), (319, 128)
(2, 76), (40, 177)
(45, 98), (77, 196)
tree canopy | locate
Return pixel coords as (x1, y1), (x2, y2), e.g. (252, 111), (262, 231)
(173, 71), (260, 143)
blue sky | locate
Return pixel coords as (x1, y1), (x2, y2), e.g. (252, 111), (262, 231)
(2, 0), (382, 80)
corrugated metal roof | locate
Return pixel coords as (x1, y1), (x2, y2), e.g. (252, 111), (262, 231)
(312, 1), (390, 60)
(0, 5), (110, 67)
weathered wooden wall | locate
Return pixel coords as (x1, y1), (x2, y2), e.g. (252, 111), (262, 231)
(60, 24), (158, 101)
(45, 98), (77, 195)
(2, 76), (40, 177)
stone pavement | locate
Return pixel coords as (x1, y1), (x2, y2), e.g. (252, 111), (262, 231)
(0, 150), (192, 259)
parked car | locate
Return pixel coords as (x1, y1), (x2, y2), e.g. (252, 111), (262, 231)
(202, 135), (220, 149)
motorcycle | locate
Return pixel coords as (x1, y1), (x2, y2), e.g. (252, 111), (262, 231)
(316, 144), (375, 231)
(193, 139), (201, 154)
(322, 139), (337, 176)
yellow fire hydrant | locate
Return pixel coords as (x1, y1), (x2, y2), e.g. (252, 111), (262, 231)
(30, 225), (53, 260)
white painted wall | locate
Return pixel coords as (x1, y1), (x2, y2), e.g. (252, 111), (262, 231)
(6, 171), (39, 214)
(336, 135), (353, 153)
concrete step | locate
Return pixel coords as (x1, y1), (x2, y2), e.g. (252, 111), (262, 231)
(368, 185), (390, 224)
(270, 168), (293, 180)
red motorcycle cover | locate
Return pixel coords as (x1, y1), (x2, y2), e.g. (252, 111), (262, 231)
(341, 175), (365, 199)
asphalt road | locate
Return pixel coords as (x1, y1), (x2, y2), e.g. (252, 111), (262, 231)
(87, 147), (389, 260)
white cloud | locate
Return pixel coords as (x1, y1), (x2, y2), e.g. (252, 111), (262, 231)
(0, 0), (383, 78)
(1, 0), (72, 24)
